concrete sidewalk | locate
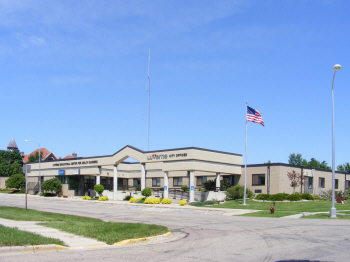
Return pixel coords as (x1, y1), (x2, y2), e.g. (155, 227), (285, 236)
(0, 217), (107, 248)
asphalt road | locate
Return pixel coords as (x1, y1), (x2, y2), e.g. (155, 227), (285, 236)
(1, 194), (349, 262)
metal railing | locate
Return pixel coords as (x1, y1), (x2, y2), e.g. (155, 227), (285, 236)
(314, 187), (331, 201)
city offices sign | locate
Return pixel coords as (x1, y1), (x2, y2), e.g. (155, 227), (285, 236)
(147, 152), (188, 161)
(53, 160), (98, 167)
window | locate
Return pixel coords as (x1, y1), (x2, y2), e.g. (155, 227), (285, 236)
(319, 177), (325, 188)
(133, 178), (140, 186)
(197, 176), (207, 186)
(308, 177), (313, 189)
(335, 179), (338, 189)
(252, 174), (265, 186)
(173, 177), (182, 186)
(101, 177), (113, 191)
(348, 181), (350, 189)
(56, 176), (68, 184)
(255, 189), (262, 193)
(152, 178), (160, 187)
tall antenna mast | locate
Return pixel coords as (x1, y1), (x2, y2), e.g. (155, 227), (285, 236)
(147, 48), (150, 151)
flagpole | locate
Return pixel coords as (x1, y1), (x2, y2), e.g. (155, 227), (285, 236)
(243, 100), (248, 205)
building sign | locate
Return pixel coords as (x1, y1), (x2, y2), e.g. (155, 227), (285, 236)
(58, 170), (65, 175)
(72, 169), (80, 175)
(147, 153), (188, 161)
(53, 160), (98, 167)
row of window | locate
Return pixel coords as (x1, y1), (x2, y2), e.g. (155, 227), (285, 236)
(251, 174), (345, 189)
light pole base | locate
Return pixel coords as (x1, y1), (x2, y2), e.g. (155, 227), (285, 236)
(329, 207), (337, 218)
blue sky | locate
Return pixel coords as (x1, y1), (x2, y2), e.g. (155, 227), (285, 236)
(1, 0), (349, 166)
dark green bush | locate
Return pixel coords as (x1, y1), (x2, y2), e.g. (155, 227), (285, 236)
(226, 184), (255, 200)
(124, 195), (132, 201)
(136, 184), (141, 191)
(189, 202), (205, 207)
(287, 194), (302, 201)
(181, 185), (189, 192)
(202, 180), (216, 191)
(42, 178), (62, 194)
(301, 193), (314, 200)
(270, 193), (289, 201)
(255, 194), (270, 200)
(94, 184), (104, 195)
(141, 187), (152, 198)
(5, 174), (25, 190)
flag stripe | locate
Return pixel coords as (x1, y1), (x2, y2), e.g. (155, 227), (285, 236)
(247, 106), (264, 126)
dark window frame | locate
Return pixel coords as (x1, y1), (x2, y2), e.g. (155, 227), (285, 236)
(152, 178), (160, 187)
(319, 177), (325, 188)
(173, 177), (182, 187)
(196, 176), (207, 186)
(252, 174), (265, 186)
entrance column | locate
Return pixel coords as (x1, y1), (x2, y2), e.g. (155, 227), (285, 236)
(113, 165), (118, 200)
(96, 174), (101, 196)
(141, 163), (146, 190)
(216, 173), (221, 191)
(189, 170), (195, 202)
(164, 171), (169, 199)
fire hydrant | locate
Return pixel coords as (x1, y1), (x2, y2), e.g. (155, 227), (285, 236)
(270, 206), (275, 214)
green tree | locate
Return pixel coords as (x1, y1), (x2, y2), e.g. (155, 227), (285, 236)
(5, 174), (25, 189)
(141, 187), (152, 198)
(337, 162), (350, 173)
(94, 184), (104, 195)
(27, 151), (44, 162)
(0, 150), (23, 176)
(41, 178), (62, 194)
(289, 153), (305, 166)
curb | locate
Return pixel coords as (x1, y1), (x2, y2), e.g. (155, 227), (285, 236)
(0, 244), (69, 255)
(113, 231), (172, 246)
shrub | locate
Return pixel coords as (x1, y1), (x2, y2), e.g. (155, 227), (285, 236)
(189, 202), (204, 207)
(129, 197), (136, 203)
(220, 180), (230, 191)
(301, 193), (314, 200)
(124, 195), (132, 201)
(336, 196), (347, 203)
(203, 200), (217, 205)
(202, 180), (215, 191)
(255, 194), (270, 200)
(94, 184), (104, 195)
(313, 195), (321, 200)
(141, 187), (152, 198)
(144, 198), (160, 204)
(98, 196), (108, 201)
(82, 196), (91, 200)
(181, 185), (189, 192)
(226, 184), (255, 200)
(179, 200), (187, 206)
(136, 184), (141, 191)
(42, 178), (62, 194)
(286, 194), (302, 201)
(5, 174), (25, 190)
(161, 198), (172, 204)
(270, 193), (289, 201)
(135, 197), (145, 203)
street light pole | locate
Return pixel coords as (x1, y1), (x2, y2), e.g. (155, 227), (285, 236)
(330, 64), (342, 218)
(25, 140), (41, 195)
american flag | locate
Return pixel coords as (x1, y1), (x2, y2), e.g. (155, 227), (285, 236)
(247, 106), (264, 126)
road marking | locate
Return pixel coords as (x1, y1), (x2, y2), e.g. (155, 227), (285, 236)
(178, 210), (194, 213)
(143, 213), (177, 216)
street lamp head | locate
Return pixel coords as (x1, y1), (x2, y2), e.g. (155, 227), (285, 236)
(333, 64), (342, 71)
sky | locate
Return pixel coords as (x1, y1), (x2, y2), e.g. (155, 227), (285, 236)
(1, 0), (349, 166)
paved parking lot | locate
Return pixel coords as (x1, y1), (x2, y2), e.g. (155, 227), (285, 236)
(1, 194), (349, 262)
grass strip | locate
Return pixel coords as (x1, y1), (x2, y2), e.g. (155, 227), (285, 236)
(0, 225), (66, 247)
(41, 221), (169, 245)
(302, 212), (350, 219)
(211, 199), (350, 212)
(239, 210), (300, 218)
(0, 207), (170, 245)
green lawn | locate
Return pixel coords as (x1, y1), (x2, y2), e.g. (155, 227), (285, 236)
(0, 225), (66, 247)
(0, 207), (170, 245)
(0, 190), (12, 194)
(212, 199), (350, 213)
